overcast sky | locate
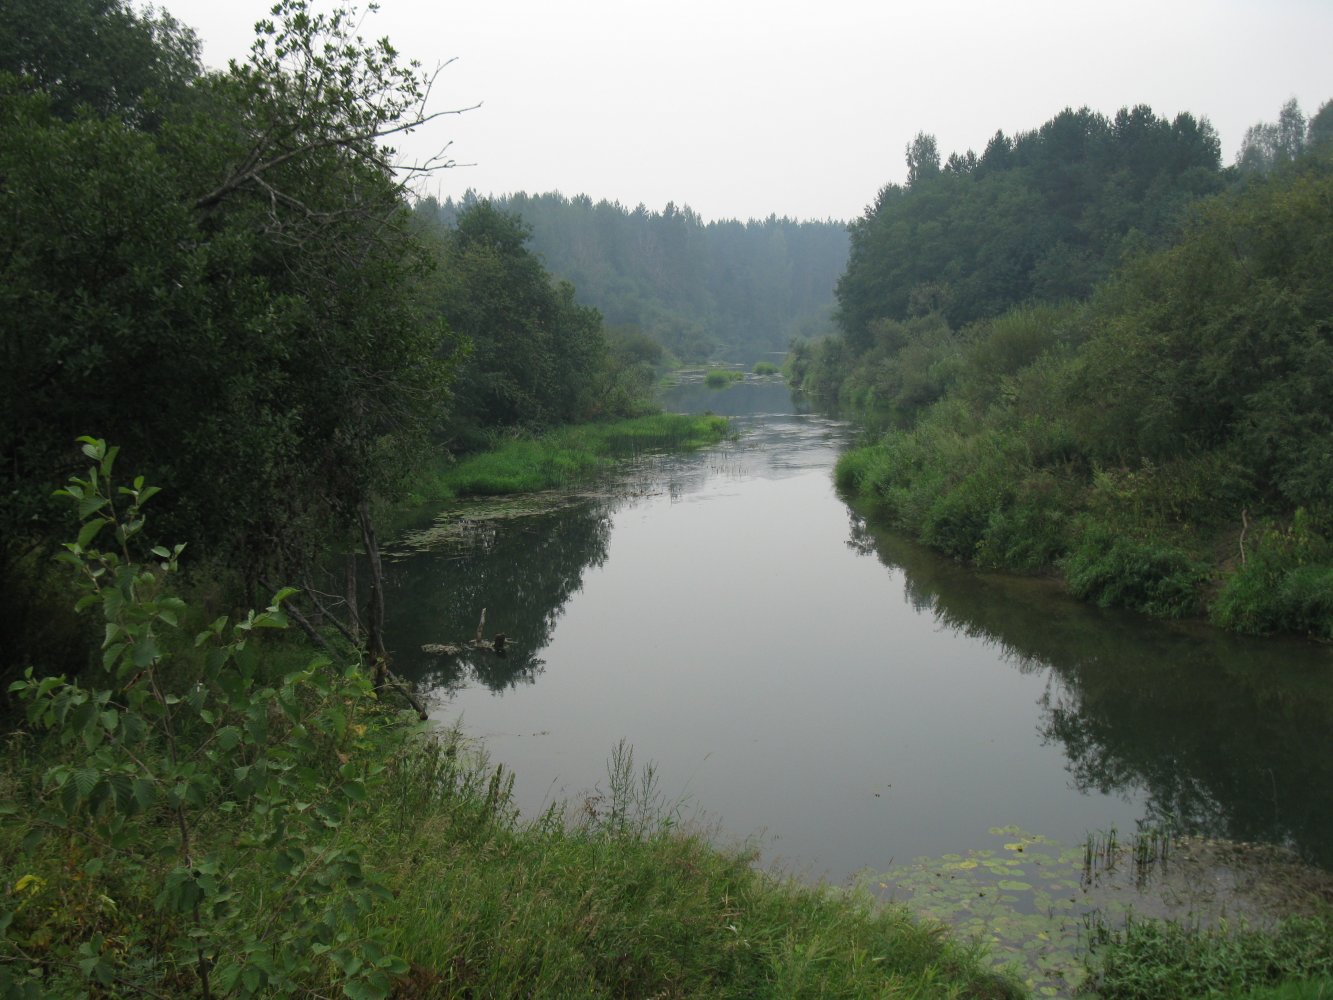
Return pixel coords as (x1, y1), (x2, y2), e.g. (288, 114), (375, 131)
(158, 0), (1333, 222)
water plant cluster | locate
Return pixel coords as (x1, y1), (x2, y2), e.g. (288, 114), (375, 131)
(705, 368), (747, 388)
(870, 826), (1333, 1000)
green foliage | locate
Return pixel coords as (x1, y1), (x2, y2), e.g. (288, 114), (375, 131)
(0, 0), (201, 125)
(1212, 512), (1333, 639)
(0, 0), (459, 624)
(419, 192), (849, 362)
(835, 105), (1222, 347)
(1090, 914), (1333, 1000)
(704, 368), (745, 387)
(2, 440), (407, 997)
(421, 414), (731, 501)
(1062, 523), (1207, 619)
(816, 104), (1333, 632)
(751, 361), (780, 375)
(430, 201), (611, 436)
(366, 740), (1020, 1000)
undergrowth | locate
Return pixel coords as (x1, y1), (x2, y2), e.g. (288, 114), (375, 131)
(1088, 913), (1333, 1000)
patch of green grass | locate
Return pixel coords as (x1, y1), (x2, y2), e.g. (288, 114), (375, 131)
(420, 413), (731, 501)
(705, 368), (745, 387)
(1227, 979), (1333, 1000)
(360, 735), (1024, 1000)
(1089, 914), (1333, 1000)
(752, 361), (780, 376)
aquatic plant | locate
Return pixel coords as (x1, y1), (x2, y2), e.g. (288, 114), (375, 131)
(704, 368), (745, 387)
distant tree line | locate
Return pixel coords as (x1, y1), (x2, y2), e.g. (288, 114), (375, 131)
(417, 192), (849, 364)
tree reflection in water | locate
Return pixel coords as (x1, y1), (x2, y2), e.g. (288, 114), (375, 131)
(383, 496), (614, 693)
(847, 508), (1333, 869)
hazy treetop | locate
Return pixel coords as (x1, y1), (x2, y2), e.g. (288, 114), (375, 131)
(158, 0), (1333, 222)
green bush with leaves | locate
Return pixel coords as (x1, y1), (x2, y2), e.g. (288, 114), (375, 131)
(1, 439), (407, 998)
(1062, 523), (1208, 619)
(1212, 510), (1333, 639)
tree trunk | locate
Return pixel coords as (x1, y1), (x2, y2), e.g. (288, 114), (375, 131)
(345, 548), (361, 643)
(357, 498), (389, 685)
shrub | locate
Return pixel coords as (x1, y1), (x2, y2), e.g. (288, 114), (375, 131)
(1063, 522), (1208, 618)
(1212, 510), (1333, 638)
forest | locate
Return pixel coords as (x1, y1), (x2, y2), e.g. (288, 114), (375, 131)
(1, 0), (1331, 996)
(418, 191), (848, 363)
(0, 3), (1022, 997)
(801, 99), (1333, 638)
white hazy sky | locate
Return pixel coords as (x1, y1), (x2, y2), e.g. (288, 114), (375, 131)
(158, 0), (1333, 222)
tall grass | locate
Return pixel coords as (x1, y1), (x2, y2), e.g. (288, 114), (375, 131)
(1087, 914), (1333, 1000)
(420, 413), (731, 501)
(360, 729), (1025, 1000)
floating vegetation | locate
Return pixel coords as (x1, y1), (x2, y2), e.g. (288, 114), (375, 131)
(390, 493), (589, 557)
(862, 826), (1333, 999)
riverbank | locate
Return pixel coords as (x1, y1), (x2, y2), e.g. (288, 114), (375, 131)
(416, 412), (731, 502)
(834, 432), (1333, 642)
(0, 622), (1021, 999)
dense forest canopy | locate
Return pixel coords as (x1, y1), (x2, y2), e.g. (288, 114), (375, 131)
(813, 98), (1333, 638)
(835, 105), (1225, 346)
(417, 192), (849, 363)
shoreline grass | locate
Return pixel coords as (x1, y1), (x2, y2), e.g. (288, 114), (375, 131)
(418, 412), (731, 502)
(705, 368), (746, 387)
(361, 731), (1025, 1000)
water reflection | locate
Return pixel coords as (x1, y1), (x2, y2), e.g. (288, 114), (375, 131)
(378, 378), (1332, 881)
(384, 498), (614, 692)
(848, 511), (1333, 868)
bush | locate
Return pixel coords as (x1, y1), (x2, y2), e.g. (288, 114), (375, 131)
(1211, 510), (1333, 638)
(1063, 523), (1208, 618)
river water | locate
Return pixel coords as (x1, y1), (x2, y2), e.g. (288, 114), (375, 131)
(384, 376), (1333, 884)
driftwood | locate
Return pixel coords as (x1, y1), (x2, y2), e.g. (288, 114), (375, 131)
(423, 609), (508, 657)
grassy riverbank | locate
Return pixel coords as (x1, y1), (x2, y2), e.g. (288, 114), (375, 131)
(0, 630), (1020, 999)
(418, 412), (731, 501)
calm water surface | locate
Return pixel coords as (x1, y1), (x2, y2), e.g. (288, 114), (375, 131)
(385, 378), (1333, 882)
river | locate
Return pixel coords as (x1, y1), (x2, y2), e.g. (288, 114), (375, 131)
(384, 375), (1333, 884)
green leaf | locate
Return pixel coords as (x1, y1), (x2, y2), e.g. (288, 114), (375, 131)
(132, 778), (156, 811)
(77, 496), (109, 520)
(77, 519), (106, 549)
(102, 642), (127, 671)
(131, 636), (160, 668)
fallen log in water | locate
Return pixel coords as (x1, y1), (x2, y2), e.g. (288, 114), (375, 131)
(423, 609), (508, 657)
